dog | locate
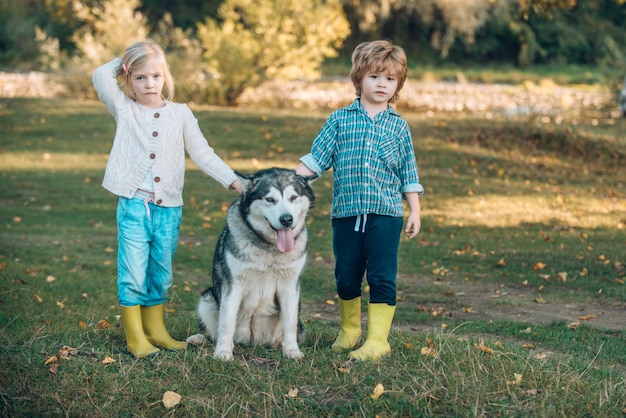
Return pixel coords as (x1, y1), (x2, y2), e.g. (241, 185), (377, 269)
(186, 167), (315, 360)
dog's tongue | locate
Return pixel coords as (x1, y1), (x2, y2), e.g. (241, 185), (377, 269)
(277, 229), (295, 253)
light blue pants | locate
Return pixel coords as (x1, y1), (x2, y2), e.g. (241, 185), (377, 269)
(116, 197), (182, 307)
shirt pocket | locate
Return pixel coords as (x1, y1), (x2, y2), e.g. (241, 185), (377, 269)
(377, 135), (399, 169)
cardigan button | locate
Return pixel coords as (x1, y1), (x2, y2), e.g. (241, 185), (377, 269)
(152, 131), (158, 137)
(150, 153), (156, 159)
(154, 176), (160, 182)
(156, 199), (162, 205)
(154, 113), (160, 118)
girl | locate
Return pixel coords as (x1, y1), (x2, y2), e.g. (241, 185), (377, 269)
(295, 40), (424, 361)
(93, 40), (242, 358)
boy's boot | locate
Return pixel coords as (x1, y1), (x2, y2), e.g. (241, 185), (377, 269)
(141, 304), (187, 350)
(120, 305), (160, 358)
(349, 303), (396, 361)
(331, 297), (362, 351)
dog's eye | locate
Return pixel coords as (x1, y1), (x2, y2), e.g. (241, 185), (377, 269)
(289, 195), (298, 202)
(265, 197), (275, 203)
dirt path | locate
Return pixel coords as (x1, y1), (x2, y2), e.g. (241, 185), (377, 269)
(303, 275), (626, 332)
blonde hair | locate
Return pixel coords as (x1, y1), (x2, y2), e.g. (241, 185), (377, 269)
(117, 40), (175, 101)
(350, 40), (407, 104)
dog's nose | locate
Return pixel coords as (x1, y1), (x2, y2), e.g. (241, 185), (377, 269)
(279, 214), (293, 228)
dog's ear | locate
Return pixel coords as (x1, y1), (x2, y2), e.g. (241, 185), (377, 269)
(235, 171), (255, 193)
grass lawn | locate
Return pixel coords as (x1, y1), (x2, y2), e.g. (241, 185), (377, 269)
(0, 97), (625, 417)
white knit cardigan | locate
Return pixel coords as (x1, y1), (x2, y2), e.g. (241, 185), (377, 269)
(92, 58), (237, 207)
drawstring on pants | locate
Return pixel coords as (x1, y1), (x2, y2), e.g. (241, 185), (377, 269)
(143, 196), (154, 220)
(134, 189), (155, 221)
(354, 214), (368, 233)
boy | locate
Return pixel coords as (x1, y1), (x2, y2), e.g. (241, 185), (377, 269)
(295, 40), (424, 361)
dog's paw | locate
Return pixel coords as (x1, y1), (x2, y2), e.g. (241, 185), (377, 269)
(213, 349), (234, 361)
(186, 334), (207, 346)
(283, 347), (304, 359)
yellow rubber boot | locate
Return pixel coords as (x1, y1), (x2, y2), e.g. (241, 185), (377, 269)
(331, 297), (362, 351)
(349, 303), (396, 361)
(141, 304), (187, 350)
(120, 305), (160, 358)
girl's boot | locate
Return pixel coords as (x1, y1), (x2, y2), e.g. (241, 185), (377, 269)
(141, 304), (187, 350)
(331, 297), (362, 351)
(349, 303), (395, 361)
(120, 305), (160, 358)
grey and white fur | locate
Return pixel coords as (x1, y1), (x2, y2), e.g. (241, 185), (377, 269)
(187, 167), (315, 360)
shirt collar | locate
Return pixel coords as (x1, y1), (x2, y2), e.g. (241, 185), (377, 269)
(347, 98), (401, 117)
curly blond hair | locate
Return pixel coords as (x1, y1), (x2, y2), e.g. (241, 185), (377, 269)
(350, 40), (407, 104)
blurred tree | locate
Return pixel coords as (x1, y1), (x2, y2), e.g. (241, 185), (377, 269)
(196, 0), (350, 105)
(67, 0), (148, 97)
(149, 13), (207, 103)
(0, 0), (46, 69)
(140, 0), (221, 30)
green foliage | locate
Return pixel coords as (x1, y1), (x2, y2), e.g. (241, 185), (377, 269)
(64, 0), (149, 98)
(196, 0), (351, 105)
(149, 14), (207, 104)
(0, 0), (44, 69)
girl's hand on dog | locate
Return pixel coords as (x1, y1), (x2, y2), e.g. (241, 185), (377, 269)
(229, 179), (243, 194)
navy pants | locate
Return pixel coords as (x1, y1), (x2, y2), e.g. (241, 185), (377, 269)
(332, 214), (403, 306)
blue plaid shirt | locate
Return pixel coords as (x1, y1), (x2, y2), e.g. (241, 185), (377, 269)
(300, 99), (424, 219)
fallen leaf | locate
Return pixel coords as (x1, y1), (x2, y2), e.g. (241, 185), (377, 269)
(522, 343), (536, 350)
(535, 353), (548, 360)
(33, 294), (43, 303)
(56, 301), (65, 309)
(162, 391), (181, 409)
(474, 342), (493, 354)
(102, 356), (116, 364)
(420, 346), (437, 357)
(58, 346), (78, 359)
(534, 297), (546, 304)
(44, 355), (58, 365)
(286, 387), (298, 398)
(520, 327), (532, 334)
(506, 373), (523, 386)
(370, 383), (385, 400)
(49, 363), (58, 374)
(556, 272), (567, 283)
(578, 314), (597, 321)
(462, 306), (473, 313)
(97, 319), (110, 329)
(325, 300), (335, 305)
(533, 262), (546, 271)
(567, 321), (580, 329)
(46, 275), (55, 283)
